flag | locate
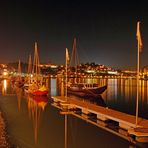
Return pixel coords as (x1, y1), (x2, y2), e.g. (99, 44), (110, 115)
(136, 21), (143, 52)
(66, 48), (70, 63)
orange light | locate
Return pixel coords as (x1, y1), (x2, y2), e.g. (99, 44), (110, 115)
(3, 72), (8, 76)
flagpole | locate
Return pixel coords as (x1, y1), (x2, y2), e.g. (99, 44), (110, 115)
(65, 48), (69, 101)
(136, 35), (140, 126)
(65, 48), (68, 148)
(135, 21), (142, 126)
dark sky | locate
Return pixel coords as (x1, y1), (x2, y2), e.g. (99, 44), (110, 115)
(0, 0), (148, 69)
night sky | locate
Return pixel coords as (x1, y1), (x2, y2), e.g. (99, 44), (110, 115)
(0, 0), (148, 69)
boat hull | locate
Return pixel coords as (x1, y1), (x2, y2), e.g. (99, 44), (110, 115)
(32, 90), (48, 96)
(24, 87), (48, 96)
(67, 85), (107, 97)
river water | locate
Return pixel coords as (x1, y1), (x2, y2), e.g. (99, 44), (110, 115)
(0, 78), (148, 148)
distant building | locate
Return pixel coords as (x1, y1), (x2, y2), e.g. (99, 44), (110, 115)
(143, 65), (148, 73)
(39, 63), (59, 75)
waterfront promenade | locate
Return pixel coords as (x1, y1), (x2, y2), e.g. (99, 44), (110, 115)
(0, 111), (10, 147)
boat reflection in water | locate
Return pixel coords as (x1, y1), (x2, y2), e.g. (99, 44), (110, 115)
(68, 94), (106, 107)
(15, 87), (23, 111)
(27, 95), (48, 144)
(1, 78), (148, 147)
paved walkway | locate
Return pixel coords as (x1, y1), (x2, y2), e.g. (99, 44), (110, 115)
(0, 112), (10, 148)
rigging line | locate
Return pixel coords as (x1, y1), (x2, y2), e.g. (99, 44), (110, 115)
(70, 38), (79, 67)
(78, 40), (91, 62)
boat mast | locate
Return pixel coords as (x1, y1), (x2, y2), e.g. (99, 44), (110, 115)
(18, 59), (21, 75)
(70, 38), (79, 83)
(32, 42), (40, 76)
(27, 54), (32, 75)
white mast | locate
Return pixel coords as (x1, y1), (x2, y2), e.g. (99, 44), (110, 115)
(27, 54), (32, 75)
(18, 59), (21, 75)
(32, 42), (40, 76)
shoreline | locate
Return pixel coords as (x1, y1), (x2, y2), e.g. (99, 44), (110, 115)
(0, 111), (15, 148)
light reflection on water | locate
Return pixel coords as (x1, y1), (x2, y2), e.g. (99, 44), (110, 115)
(0, 78), (148, 147)
(16, 87), (23, 111)
(27, 95), (48, 144)
(1, 79), (8, 95)
(14, 87), (49, 144)
(56, 77), (148, 119)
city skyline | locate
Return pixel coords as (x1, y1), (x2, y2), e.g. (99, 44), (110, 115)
(0, 1), (148, 69)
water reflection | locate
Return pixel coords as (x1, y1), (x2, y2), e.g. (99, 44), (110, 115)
(15, 87), (23, 111)
(1, 79), (16, 95)
(98, 78), (148, 101)
(3, 79), (7, 92)
(2, 79), (7, 95)
(1, 78), (148, 147)
(55, 77), (148, 118)
(51, 78), (57, 96)
(59, 77), (65, 96)
(26, 95), (48, 144)
(64, 114), (67, 148)
(60, 111), (78, 148)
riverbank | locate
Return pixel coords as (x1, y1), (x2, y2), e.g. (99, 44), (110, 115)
(0, 111), (11, 147)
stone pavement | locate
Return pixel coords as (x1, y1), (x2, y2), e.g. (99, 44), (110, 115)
(0, 112), (10, 148)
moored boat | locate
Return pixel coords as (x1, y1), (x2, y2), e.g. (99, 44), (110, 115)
(24, 42), (48, 96)
(65, 39), (107, 98)
(67, 83), (107, 97)
(31, 85), (48, 96)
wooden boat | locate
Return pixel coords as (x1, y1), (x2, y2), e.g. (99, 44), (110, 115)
(32, 95), (48, 103)
(29, 82), (49, 96)
(25, 42), (48, 96)
(67, 84), (107, 97)
(65, 39), (107, 98)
